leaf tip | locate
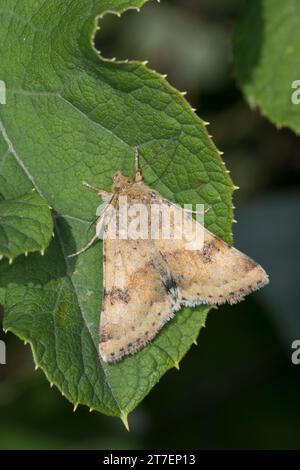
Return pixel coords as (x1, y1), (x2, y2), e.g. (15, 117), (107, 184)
(174, 361), (180, 370)
(89, 407), (94, 413)
(120, 412), (130, 432)
(40, 249), (45, 256)
(9, 257), (13, 265)
(193, 339), (198, 346)
(73, 403), (79, 412)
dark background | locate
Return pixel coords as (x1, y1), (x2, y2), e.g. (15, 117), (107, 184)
(1, 0), (300, 449)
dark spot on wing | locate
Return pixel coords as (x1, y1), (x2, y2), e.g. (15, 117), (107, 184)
(243, 255), (258, 272)
(107, 287), (130, 304)
(202, 239), (221, 263)
(100, 332), (113, 343)
(162, 276), (177, 294)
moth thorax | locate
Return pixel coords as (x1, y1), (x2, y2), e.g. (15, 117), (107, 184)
(112, 171), (132, 191)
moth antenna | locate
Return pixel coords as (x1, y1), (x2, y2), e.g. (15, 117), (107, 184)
(87, 215), (103, 233)
(68, 233), (99, 258)
(82, 181), (110, 198)
(134, 147), (143, 183)
(134, 141), (168, 177)
(69, 190), (116, 257)
(134, 147), (141, 172)
(138, 137), (180, 186)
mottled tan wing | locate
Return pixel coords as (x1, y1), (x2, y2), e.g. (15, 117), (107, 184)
(99, 237), (181, 362)
(99, 182), (269, 363)
(154, 196), (269, 307)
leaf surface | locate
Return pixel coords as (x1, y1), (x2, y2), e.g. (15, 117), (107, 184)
(0, 0), (233, 420)
(0, 190), (53, 262)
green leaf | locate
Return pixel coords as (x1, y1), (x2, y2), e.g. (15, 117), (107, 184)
(0, 0), (234, 421)
(0, 190), (53, 263)
(233, 0), (300, 133)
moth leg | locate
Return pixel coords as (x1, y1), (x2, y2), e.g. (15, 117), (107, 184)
(69, 185), (114, 257)
(87, 214), (102, 233)
(134, 147), (143, 183)
(68, 233), (99, 258)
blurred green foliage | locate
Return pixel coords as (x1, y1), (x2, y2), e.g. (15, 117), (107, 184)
(1, 0), (300, 449)
(234, 0), (300, 133)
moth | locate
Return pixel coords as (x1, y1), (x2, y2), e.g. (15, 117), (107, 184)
(69, 150), (269, 363)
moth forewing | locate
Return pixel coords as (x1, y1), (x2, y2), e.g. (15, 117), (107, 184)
(99, 238), (180, 363)
(75, 164), (268, 363)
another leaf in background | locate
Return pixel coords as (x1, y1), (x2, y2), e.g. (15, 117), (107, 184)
(234, 0), (300, 134)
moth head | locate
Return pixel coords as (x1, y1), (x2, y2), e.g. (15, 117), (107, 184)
(112, 171), (132, 191)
